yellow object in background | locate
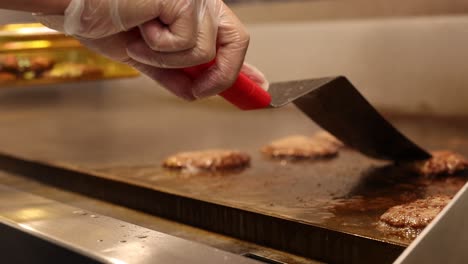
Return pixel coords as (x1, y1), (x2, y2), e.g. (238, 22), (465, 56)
(0, 23), (139, 87)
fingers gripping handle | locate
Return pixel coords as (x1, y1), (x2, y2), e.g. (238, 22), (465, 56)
(183, 60), (272, 110)
(219, 73), (272, 110)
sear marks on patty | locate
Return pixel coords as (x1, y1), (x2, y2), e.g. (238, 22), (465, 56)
(410, 151), (468, 177)
(261, 133), (341, 160)
(378, 195), (451, 238)
(163, 149), (250, 172)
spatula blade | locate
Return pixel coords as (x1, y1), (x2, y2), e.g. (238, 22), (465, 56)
(268, 76), (431, 161)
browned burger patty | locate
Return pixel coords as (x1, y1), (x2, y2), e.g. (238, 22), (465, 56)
(380, 195), (450, 229)
(262, 134), (340, 160)
(410, 151), (468, 177)
(163, 149), (250, 171)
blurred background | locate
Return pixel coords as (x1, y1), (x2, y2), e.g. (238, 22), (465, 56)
(1, 0), (468, 115)
(1, 3), (468, 263)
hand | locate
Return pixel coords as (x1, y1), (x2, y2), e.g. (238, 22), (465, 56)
(34, 0), (268, 101)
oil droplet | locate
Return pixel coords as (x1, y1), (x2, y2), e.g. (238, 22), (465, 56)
(97, 239), (103, 242)
(136, 235), (148, 239)
(73, 210), (87, 215)
(120, 240), (127, 243)
(90, 215), (99, 218)
(120, 225), (126, 228)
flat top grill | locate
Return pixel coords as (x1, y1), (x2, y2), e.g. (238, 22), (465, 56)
(0, 85), (467, 263)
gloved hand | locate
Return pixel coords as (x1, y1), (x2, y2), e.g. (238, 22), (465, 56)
(34, 0), (268, 101)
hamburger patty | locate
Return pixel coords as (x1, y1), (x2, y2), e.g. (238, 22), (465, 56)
(410, 151), (468, 177)
(163, 149), (250, 171)
(312, 131), (344, 148)
(261, 132), (342, 160)
(379, 195), (451, 230)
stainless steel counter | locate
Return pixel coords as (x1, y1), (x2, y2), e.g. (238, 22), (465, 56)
(0, 183), (261, 264)
(0, 170), (318, 264)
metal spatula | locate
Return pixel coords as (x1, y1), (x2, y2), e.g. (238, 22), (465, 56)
(185, 64), (431, 162)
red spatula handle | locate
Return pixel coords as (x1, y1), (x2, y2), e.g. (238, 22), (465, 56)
(183, 60), (271, 110)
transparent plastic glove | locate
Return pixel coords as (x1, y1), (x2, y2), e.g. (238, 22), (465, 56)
(34, 0), (268, 100)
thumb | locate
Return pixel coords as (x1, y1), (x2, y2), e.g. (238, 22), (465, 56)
(240, 63), (269, 91)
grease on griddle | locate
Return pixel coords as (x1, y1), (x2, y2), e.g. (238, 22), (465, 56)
(261, 132), (343, 160)
(408, 150), (468, 177)
(162, 149), (250, 174)
(330, 165), (422, 212)
(327, 163), (467, 242)
(377, 195), (451, 239)
(332, 193), (418, 213)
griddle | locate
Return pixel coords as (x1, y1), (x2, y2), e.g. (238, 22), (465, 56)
(0, 85), (467, 263)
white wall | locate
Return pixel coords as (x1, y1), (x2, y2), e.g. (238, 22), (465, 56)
(245, 16), (468, 115)
(0, 10), (34, 24)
